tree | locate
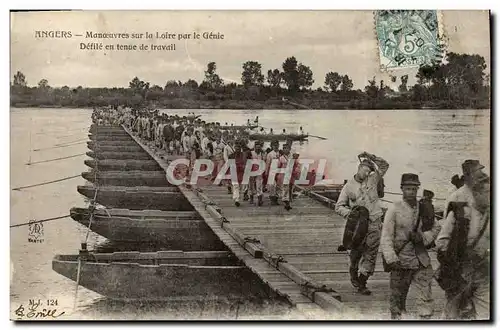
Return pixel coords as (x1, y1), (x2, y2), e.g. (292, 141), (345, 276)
(165, 80), (179, 88)
(297, 64), (314, 91)
(398, 75), (409, 92)
(416, 64), (436, 87)
(267, 69), (282, 88)
(38, 79), (49, 89)
(282, 57), (299, 94)
(13, 71), (27, 87)
(413, 52), (488, 103)
(364, 77), (379, 99)
(340, 75), (353, 92)
(241, 61), (264, 88)
(324, 72), (342, 92)
(184, 79), (199, 90)
(148, 84), (164, 101)
(203, 62), (224, 90)
(164, 80), (180, 98)
(378, 80), (387, 99)
(410, 84), (426, 101)
(281, 57), (314, 94)
(484, 74), (490, 87)
(446, 52), (486, 94)
(150, 85), (163, 92)
(129, 77), (150, 100)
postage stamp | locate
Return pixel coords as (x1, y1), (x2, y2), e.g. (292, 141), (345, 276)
(375, 10), (445, 70)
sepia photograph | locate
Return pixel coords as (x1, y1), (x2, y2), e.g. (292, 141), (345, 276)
(9, 9), (491, 321)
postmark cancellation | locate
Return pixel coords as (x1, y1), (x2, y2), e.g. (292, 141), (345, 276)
(375, 10), (446, 71)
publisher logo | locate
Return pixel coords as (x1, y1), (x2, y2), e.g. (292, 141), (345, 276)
(28, 220), (44, 243)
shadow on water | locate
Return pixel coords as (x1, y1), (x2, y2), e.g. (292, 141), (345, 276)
(77, 294), (293, 320)
(88, 238), (226, 253)
(76, 239), (294, 320)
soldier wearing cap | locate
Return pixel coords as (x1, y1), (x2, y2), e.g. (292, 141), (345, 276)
(249, 140), (266, 206)
(381, 173), (441, 320)
(230, 139), (249, 207)
(222, 137), (236, 194)
(277, 142), (294, 210)
(436, 160), (490, 320)
(335, 151), (389, 295)
(265, 140), (281, 205)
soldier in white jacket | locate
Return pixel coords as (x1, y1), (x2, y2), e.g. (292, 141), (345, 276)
(335, 152), (389, 295)
(249, 140), (265, 206)
(381, 173), (441, 320)
(265, 140), (280, 205)
(223, 139), (236, 195)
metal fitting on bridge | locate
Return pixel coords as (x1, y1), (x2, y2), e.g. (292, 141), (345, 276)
(220, 216), (229, 227)
(268, 254), (287, 269)
(301, 281), (341, 303)
(243, 236), (261, 245)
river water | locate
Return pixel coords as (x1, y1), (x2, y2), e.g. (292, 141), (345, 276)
(10, 107), (490, 320)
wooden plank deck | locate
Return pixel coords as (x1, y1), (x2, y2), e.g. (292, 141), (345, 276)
(123, 126), (332, 319)
(123, 125), (445, 320)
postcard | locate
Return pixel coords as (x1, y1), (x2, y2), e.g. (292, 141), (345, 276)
(10, 10), (491, 321)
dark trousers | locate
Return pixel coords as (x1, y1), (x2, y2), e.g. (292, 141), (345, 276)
(349, 218), (382, 276)
(390, 265), (434, 318)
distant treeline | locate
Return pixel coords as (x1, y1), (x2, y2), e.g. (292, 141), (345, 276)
(11, 53), (490, 110)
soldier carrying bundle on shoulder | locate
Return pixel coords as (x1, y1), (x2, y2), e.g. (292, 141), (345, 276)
(435, 159), (490, 320)
(335, 151), (389, 295)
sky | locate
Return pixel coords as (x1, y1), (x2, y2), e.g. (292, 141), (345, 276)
(10, 10), (491, 90)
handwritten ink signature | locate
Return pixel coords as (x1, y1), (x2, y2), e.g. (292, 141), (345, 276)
(14, 300), (65, 319)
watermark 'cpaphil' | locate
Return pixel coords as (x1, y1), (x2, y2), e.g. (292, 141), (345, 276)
(164, 158), (329, 186)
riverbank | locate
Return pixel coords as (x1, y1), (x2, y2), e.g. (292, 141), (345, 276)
(10, 97), (490, 110)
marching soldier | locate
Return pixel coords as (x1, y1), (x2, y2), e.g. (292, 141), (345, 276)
(265, 140), (281, 205)
(277, 142), (294, 211)
(335, 151), (389, 295)
(436, 160), (490, 320)
(223, 138), (236, 195)
(212, 134), (225, 183)
(226, 139), (248, 207)
(249, 140), (266, 206)
(381, 173), (441, 320)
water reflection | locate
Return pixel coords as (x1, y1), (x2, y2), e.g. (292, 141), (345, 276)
(77, 294), (293, 320)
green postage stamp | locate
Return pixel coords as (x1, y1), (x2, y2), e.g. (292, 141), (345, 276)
(375, 10), (445, 70)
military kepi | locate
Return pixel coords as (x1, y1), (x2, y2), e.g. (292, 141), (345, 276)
(401, 173), (421, 186)
(461, 159), (485, 176)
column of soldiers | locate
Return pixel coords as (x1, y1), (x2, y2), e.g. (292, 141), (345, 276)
(98, 107), (490, 320)
(335, 152), (490, 320)
(116, 107), (301, 211)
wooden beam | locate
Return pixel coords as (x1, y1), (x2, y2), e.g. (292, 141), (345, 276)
(262, 253), (343, 311)
(205, 204), (264, 258)
(294, 185), (337, 209)
(197, 190), (222, 213)
(121, 124), (343, 312)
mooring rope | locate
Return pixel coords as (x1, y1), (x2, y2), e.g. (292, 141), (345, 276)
(9, 214), (71, 228)
(35, 127), (87, 136)
(12, 174), (81, 191)
(75, 130), (100, 311)
(33, 141), (86, 152)
(26, 153), (86, 165)
(55, 138), (88, 146)
(384, 190), (446, 201)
